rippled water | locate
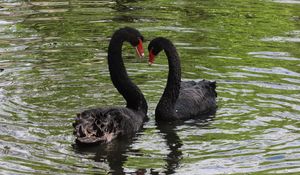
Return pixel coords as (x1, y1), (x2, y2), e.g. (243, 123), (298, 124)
(0, 0), (300, 174)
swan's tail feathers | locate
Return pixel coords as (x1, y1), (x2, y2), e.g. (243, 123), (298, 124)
(196, 80), (217, 98)
(73, 109), (124, 145)
(209, 81), (217, 97)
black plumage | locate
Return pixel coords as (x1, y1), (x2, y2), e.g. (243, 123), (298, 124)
(73, 27), (148, 145)
(148, 37), (217, 121)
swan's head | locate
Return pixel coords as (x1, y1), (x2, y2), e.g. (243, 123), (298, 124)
(148, 37), (168, 65)
(119, 27), (145, 58)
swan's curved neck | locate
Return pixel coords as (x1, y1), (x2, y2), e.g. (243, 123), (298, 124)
(156, 40), (181, 120)
(107, 32), (147, 114)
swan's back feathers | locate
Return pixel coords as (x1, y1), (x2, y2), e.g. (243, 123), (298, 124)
(180, 81), (196, 89)
(175, 80), (217, 120)
(73, 107), (145, 145)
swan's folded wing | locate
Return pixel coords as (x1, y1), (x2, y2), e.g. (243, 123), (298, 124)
(73, 107), (145, 145)
(175, 80), (217, 119)
(180, 81), (196, 89)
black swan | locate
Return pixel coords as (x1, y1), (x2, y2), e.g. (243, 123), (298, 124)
(73, 27), (148, 145)
(148, 37), (217, 121)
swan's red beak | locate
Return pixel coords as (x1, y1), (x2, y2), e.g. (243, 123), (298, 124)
(149, 49), (155, 65)
(135, 39), (144, 58)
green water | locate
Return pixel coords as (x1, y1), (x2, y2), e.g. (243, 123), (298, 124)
(0, 0), (300, 174)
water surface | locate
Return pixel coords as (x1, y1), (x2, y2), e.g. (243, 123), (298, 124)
(0, 0), (300, 174)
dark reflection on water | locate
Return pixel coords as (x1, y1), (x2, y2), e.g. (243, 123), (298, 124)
(73, 138), (135, 174)
(155, 113), (216, 174)
(0, 0), (300, 174)
(156, 122), (183, 175)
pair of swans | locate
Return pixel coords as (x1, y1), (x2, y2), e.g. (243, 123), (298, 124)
(73, 27), (217, 145)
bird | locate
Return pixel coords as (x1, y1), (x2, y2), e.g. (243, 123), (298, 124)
(73, 27), (148, 145)
(148, 37), (217, 121)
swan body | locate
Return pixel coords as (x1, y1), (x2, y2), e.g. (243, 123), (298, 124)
(148, 37), (217, 121)
(73, 27), (148, 145)
(175, 80), (217, 119)
(74, 107), (145, 144)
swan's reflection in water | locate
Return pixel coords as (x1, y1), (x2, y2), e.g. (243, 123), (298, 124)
(156, 112), (215, 174)
(73, 137), (138, 174)
(73, 113), (215, 174)
(156, 122), (183, 174)
(73, 124), (154, 174)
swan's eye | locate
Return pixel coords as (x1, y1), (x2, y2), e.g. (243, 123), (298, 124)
(138, 36), (144, 42)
